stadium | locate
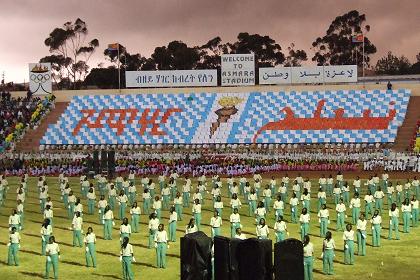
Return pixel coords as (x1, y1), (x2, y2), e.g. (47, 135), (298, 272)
(1, 1), (420, 280)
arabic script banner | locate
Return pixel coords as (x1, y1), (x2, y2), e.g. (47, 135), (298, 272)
(41, 89), (410, 145)
(259, 65), (357, 84)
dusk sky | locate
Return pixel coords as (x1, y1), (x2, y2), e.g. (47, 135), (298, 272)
(0, 0), (419, 83)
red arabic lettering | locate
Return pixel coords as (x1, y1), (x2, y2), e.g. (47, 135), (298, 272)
(252, 100), (396, 143)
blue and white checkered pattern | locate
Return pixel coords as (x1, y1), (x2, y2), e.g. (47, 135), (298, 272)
(228, 89), (410, 143)
(41, 89), (410, 145)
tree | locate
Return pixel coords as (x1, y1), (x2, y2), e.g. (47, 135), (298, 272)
(150, 41), (200, 70)
(39, 55), (71, 89)
(410, 52), (420, 74)
(228, 32), (285, 67)
(284, 43), (308, 67)
(311, 10), (376, 67)
(41, 18), (99, 87)
(84, 67), (119, 89)
(375, 51), (411, 75)
(196, 37), (230, 69)
(104, 44), (147, 71)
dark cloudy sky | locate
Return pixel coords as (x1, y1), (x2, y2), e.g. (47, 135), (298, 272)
(0, 0), (419, 83)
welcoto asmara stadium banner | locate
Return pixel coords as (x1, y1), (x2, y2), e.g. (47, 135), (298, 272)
(29, 63), (52, 95)
(41, 89), (411, 145)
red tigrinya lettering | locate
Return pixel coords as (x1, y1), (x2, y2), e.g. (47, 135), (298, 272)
(73, 108), (182, 136)
(106, 109), (138, 135)
(72, 109), (105, 136)
(139, 108), (182, 135)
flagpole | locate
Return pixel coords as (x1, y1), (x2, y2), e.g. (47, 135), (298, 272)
(117, 44), (121, 93)
(362, 34), (365, 78)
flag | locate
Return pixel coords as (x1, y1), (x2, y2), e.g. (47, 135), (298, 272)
(107, 43), (119, 50)
(351, 34), (364, 43)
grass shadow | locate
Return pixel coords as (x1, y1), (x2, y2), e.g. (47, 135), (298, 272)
(20, 249), (42, 256)
(91, 273), (120, 279)
(61, 259), (85, 267)
(132, 261), (154, 268)
(96, 250), (119, 257)
(20, 271), (44, 278)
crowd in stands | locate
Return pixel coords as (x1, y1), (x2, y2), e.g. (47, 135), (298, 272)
(0, 90), (55, 152)
(411, 120), (420, 152)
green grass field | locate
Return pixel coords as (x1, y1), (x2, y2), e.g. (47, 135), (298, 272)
(1, 175), (420, 280)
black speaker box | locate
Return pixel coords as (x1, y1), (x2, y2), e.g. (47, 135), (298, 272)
(100, 150), (108, 171)
(214, 236), (240, 280)
(237, 238), (272, 280)
(274, 238), (304, 280)
(180, 231), (213, 280)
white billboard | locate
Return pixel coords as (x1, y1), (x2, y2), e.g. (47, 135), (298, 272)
(125, 69), (218, 88)
(29, 63), (52, 95)
(260, 65), (358, 84)
(221, 54), (255, 86)
(323, 65), (357, 83)
(259, 67), (292, 84)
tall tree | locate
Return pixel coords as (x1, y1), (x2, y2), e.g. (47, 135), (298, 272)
(410, 52), (420, 74)
(375, 51), (411, 75)
(196, 37), (230, 69)
(41, 18), (99, 87)
(228, 33), (285, 67)
(284, 43), (308, 67)
(104, 44), (147, 71)
(311, 10), (376, 67)
(151, 41), (200, 70)
(39, 55), (71, 89)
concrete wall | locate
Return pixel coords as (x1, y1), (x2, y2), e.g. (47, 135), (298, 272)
(11, 82), (420, 102)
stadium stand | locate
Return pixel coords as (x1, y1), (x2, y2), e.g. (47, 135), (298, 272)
(0, 92), (54, 151)
(41, 89), (410, 145)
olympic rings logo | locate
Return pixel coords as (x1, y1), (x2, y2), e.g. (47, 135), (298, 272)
(30, 73), (51, 83)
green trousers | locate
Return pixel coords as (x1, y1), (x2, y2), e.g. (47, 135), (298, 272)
(320, 217), (328, 237)
(276, 231), (286, 243)
(291, 206), (298, 223)
(388, 217), (400, 239)
(108, 197), (116, 210)
(402, 212), (410, 233)
(372, 224), (381, 246)
(193, 213), (201, 230)
(42, 234), (50, 255)
(336, 212), (345, 231)
(99, 208), (105, 224)
(351, 207), (360, 225)
(18, 212), (24, 230)
(122, 256), (134, 280)
(131, 214), (140, 233)
(357, 230), (366, 256)
(45, 254), (59, 279)
(73, 230), (83, 247)
(264, 197), (272, 212)
(249, 201), (257, 217)
(104, 219), (113, 240)
(162, 195), (170, 209)
(375, 199), (383, 214)
(88, 199), (95, 214)
(68, 203), (75, 219)
(156, 243), (167, 268)
(303, 200), (310, 212)
(120, 233), (130, 245)
(322, 249), (334, 275)
(119, 202), (126, 220)
(412, 209), (419, 227)
(212, 227), (221, 238)
(344, 240), (354, 264)
(300, 223), (309, 240)
(231, 222), (241, 238)
(7, 243), (19, 266)
(304, 256), (313, 280)
(169, 221), (177, 242)
(175, 204), (182, 220)
(365, 203), (373, 219)
(334, 194), (340, 205)
(149, 230), (157, 248)
(387, 194), (394, 205)
(85, 243), (97, 267)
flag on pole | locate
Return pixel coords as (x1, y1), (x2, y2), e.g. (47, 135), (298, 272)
(107, 43), (119, 50)
(351, 34), (364, 43)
